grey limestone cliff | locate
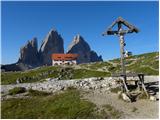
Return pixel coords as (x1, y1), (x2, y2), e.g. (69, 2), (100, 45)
(67, 34), (103, 63)
(39, 29), (64, 65)
(18, 37), (39, 66)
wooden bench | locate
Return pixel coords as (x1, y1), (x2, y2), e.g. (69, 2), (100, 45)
(111, 73), (148, 97)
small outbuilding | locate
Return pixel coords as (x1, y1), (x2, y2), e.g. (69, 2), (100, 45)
(51, 53), (78, 66)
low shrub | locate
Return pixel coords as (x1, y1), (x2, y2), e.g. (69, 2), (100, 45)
(66, 86), (77, 90)
(108, 66), (116, 72)
(28, 89), (51, 96)
(138, 91), (149, 99)
(8, 87), (26, 95)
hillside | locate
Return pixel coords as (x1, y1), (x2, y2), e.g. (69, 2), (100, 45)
(1, 52), (159, 85)
(1, 52), (159, 119)
(79, 51), (159, 75)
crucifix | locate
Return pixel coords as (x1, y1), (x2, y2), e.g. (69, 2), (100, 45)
(102, 17), (139, 93)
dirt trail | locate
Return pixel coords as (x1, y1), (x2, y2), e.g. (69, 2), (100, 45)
(83, 91), (159, 119)
(83, 76), (159, 119)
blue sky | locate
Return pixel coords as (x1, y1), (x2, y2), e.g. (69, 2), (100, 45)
(1, 1), (159, 64)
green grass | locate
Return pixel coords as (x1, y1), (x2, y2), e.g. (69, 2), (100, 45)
(109, 65), (121, 73)
(1, 72), (22, 85)
(1, 66), (60, 85)
(127, 63), (159, 75)
(2, 88), (99, 119)
(8, 87), (26, 95)
(72, 69), (110, 79)
(80, 61), (113, 70)
(27, 89), (52, 96)
(133, 66), (158, 75)
(150, 60), (159, 70)
(1, 52), (159, 85)
(109, 58), (120, 63)
(133, 51), (158, 58)
(110, 52), (159, 75)
(128, 52), (158, 70)
(1, 66), (110, 85)
(2, 88), (123, 119)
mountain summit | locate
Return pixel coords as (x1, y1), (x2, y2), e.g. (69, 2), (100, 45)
(39, 29), (64, 65)
(18, 37), (39, 66)
(67, 34), (103, 63)
(2, 29), (103, 71)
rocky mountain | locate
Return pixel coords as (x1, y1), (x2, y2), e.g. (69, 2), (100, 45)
(18, 38), (39, 66)
(1, 52), (158, 84)
(90, 51), (102, 62)
(2, 38), (39, 71)
(1, 63), (33, 72)
(67, 35), (103, 63)
(2, 29), (103, 71)
(39, 29), (64, 65)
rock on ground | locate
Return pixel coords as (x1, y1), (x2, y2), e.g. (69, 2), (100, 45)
(83, 90), (159, 119)
(1, 76), (159, 119)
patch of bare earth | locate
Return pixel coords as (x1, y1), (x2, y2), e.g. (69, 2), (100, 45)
(83, 91), (158, 118)
(83, 76), (159, 120)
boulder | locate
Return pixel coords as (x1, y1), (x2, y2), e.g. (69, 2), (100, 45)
(121, 93), (131, 102)
(117, 91), (122, 95)
(149, 95), (157, 101)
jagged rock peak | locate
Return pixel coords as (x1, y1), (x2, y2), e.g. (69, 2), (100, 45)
(48, 28), (58, 35)
(73, 34), (85, 44)
(67, 34), (103, 64)
(22, 37), (37, 49)
(40, 28), (63, 52)
(39, 28), (64, 65)
(68, 34), (91, 52)
(28, 37), (37, 48)
(18, 37), (39, 66)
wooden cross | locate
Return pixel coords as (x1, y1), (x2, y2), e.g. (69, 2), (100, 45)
(102, 17), (139, 93)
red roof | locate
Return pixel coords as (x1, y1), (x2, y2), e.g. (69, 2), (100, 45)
(51, 54), (78, 61)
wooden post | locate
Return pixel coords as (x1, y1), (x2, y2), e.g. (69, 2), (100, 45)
(102, 17), (139, 95)
(138, 74), (149, 98)
(118, 28), (129, 93)
(119, 34), (126, 75)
